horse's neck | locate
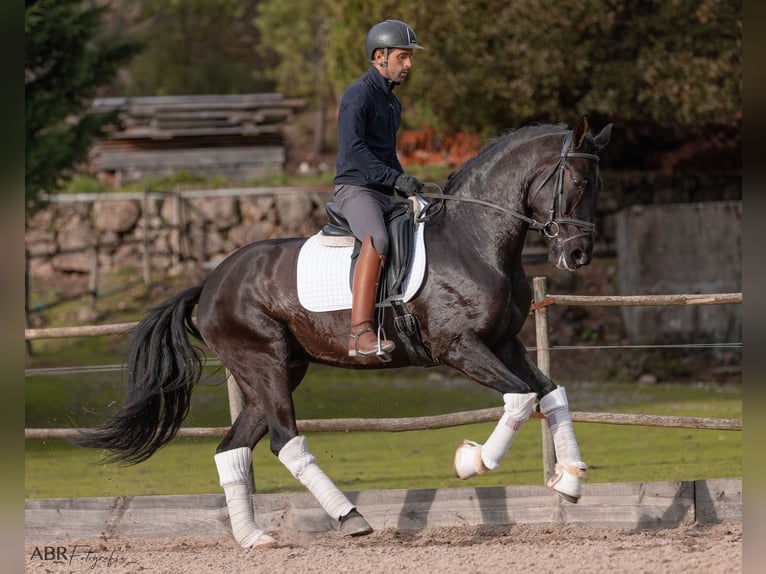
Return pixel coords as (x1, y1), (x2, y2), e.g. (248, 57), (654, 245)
(442, 180), (530, 268)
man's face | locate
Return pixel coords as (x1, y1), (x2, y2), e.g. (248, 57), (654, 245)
(375, 48), (414, 83)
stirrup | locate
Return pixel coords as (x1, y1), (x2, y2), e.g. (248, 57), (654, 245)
(348, 327), (393, 361)
(375, 325), (392, 362)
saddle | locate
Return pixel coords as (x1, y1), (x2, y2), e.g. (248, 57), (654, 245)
(321, 201), (414, 298)
(320, 200), (436, 366)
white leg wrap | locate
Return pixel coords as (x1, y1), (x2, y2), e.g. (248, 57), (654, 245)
(540, 386), (587, 499)
(278, 435), (355, 521)
(214, 447), (277, 548)
(454, 392), (537, 479)
(481, 392), (537, 469)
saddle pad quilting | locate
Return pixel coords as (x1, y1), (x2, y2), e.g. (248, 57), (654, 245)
(296, 222), (426, 312)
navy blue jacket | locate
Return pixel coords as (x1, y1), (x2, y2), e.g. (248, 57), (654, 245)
(334, 66), (404, 195)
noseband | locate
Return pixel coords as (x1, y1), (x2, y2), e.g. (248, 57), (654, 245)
(417, 130), (600, 241)
(528, 130), (600, 242)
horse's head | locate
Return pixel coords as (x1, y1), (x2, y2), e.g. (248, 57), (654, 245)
(529, 116), (612, 270)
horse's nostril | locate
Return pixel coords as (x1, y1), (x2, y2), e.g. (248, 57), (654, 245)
(571, 249), (587, 266)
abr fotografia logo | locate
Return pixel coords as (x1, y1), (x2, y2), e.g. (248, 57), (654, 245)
(29, 545), (122, 568)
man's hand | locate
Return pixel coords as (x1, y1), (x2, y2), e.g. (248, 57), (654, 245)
(394, 173), (423, 197)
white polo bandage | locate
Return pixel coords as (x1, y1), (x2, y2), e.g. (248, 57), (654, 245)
(539, 386), (583, 466)
(278, 435), (354, 521)
(214, 447), (276, 548)
(481, 392), (537, 470)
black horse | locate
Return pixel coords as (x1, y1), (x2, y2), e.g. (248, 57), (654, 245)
(76, 115), (611, 547)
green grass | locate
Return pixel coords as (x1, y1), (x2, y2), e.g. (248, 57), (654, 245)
(25, 363), (742, 499)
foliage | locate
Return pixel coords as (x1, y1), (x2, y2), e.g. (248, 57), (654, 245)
(253, 0), (740, 164)
(126, 0), (272, 96)
(24, 0), (141, 211)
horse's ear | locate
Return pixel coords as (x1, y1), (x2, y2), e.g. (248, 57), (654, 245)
(593, 123), (613, 151)
(571, 115), (589, 150)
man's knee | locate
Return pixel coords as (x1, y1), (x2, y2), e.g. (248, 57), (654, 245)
(370, 234), (389, 257)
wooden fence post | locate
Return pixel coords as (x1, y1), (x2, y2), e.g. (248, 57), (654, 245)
(225, 370), (254, 491)
(171, 190), (182, 273)
(88, 242), (99, 310)
(533, 276), (556, 484)
(141, 188), (152, 288)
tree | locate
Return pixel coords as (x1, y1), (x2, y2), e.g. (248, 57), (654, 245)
(25, 0), (141, 211)
(255, 0), (334, 157)
(127, 0), (271, 96)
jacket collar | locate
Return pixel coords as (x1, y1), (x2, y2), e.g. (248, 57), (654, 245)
(365, 65), (398, 92)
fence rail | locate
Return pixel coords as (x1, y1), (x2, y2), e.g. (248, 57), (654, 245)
(25, 284), (743, 466)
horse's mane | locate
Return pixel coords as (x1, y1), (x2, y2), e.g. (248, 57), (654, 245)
(443, 123), (567, 193)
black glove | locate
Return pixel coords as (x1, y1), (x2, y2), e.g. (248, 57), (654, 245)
(394, 173), (423, 197)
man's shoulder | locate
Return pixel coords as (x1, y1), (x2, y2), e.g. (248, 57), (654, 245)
(341, 72), (379, 107)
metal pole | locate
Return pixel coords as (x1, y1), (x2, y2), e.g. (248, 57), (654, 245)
(533, 276), (556, 483)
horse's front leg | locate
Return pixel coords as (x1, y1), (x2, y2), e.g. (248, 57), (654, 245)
(447, 336), (587, 502)
(496, 337), (588, 502)
(443, 337), (538, 482)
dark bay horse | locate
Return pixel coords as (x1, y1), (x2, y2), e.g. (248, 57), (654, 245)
(76, 115), (611, 547)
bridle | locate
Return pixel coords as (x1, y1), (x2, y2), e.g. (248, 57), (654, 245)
(528, 130), (601, 242)
(417, 130), (601, 242)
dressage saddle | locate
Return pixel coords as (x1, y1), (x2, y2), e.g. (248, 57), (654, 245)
(321, 201), (415, 299)
(320, 200), (437, 367)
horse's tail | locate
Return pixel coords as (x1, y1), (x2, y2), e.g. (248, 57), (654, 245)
(73, 285), (205, 464)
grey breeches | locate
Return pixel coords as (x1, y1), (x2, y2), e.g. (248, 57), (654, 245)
(333, 184), (397, 256)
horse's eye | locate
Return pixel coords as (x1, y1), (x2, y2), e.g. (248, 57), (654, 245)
(572, 177), (588, 189)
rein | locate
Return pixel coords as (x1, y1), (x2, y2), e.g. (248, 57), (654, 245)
(416, 130), (600, 241)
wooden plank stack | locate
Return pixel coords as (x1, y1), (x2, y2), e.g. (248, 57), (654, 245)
(88, 94), (305, 187)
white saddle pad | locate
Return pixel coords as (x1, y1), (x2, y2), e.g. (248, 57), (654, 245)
(296, 220), (427, 312)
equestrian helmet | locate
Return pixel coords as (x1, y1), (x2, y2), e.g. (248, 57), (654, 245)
(365, 20), (423, 60)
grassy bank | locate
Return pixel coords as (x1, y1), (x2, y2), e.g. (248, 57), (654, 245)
(25, 364), (741, 499)
(25, 269), (741, 499)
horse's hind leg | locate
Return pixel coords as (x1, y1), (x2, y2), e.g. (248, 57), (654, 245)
(213, 399), (277, 548)
(277, 435), (373, 536)
(212, 364), (303, 549)
(213, 326), (372, 542)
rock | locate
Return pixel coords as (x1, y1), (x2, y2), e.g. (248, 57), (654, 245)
(188, 197), (240, 229)
(52, 252), (92, 273)
(240, 196), (276, 224)
(93, 200), (141, 233)
(275, 192), (314, 232)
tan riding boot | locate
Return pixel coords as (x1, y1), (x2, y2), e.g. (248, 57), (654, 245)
(348, 236), (395, 357)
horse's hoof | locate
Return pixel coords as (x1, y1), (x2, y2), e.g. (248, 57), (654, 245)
(557, 492), (580, 504)
(340, 509), (373, 537)
(243, 533), (279, 549)
(454, 439), (489, 479)
(546, 461), (587, 503)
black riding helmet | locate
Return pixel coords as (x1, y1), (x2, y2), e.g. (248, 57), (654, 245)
(365, 20), (424, 61)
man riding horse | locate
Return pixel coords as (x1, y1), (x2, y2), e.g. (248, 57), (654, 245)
(333, 20), (425, 359)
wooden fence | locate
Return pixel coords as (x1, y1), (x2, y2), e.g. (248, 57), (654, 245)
(24, 278), (742, 480)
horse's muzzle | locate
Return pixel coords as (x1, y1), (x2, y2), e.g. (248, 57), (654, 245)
(551, 239), (592, 271)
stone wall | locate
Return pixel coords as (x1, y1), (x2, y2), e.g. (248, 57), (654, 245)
(25, 188), (333, 279)
(25, 170), (741, 281)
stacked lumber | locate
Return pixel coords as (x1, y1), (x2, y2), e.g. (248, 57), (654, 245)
(88, 94), (305, 186)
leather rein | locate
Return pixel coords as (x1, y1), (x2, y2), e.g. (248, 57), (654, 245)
(416, 130), (600, 242)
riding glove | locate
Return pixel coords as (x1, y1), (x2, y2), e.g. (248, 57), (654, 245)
(394, 173), (423, 197)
